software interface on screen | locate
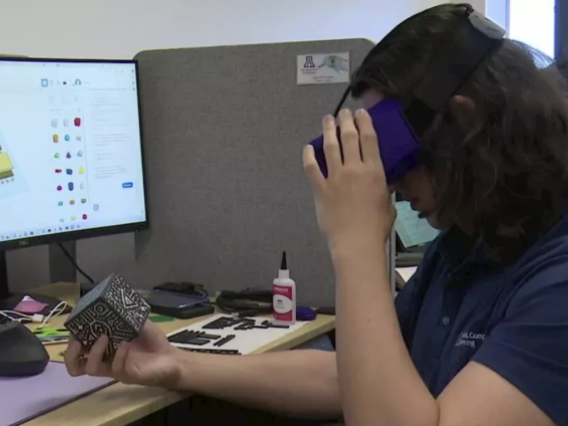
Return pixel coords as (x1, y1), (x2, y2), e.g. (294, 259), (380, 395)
(0, 60), (146, 243)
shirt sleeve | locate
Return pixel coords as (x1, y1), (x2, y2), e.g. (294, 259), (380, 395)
(473, 260), (568, 426)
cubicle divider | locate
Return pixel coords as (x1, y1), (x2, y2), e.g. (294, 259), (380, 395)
(65, 38), (394, 307)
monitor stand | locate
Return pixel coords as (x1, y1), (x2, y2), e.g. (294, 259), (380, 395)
(0, 250), (9, 300)
(0, 249), (65, 315)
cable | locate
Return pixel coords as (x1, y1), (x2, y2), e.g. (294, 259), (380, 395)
(0, 301), (68, 326)
(38, 301), (68, 327)
(0, 310), (34, 323)
(56, 242), (95, 283)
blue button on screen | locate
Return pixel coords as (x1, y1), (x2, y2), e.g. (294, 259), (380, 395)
(122, 182), (133, 188)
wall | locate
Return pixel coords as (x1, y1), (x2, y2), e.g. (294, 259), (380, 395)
(486, 0), (508, 31)
(3, 0), (447, 291)
(508, 0), (555, 58)
(0, 0), (447, 59)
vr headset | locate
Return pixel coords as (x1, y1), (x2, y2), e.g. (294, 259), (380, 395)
(309, 5), (506, 183)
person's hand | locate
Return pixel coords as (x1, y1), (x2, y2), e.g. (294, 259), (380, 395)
(303, 109), (395, 252)
(64, 321), (180, 388)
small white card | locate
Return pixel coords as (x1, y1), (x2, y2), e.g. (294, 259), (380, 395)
(296, 52), (350, 85)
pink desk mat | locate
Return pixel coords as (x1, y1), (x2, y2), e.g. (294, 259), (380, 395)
(0, 361), (115, 426)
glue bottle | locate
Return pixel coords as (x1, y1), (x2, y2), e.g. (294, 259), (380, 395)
(272, 251), (296, 325)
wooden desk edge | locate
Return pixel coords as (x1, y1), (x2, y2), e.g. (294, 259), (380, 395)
(22, 283), (335, 426)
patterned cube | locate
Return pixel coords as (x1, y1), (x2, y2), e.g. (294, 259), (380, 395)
(64, 273), (151, 357)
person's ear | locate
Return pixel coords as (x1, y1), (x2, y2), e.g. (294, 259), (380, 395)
(449, 95), (477, 128)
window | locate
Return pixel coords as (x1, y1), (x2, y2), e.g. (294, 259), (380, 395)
(508, 0), (555, 58)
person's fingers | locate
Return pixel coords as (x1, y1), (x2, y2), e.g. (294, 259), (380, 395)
(64, 338), (87, 377)
(303, 145), (325, 192)
(355, 109), (381, 165)
(85, 335), (110, 377)
(112, 342), (130, 381)
(322, 115), (342, 175)
(138, 321), (167, 350)
(338, 109), (361, 165)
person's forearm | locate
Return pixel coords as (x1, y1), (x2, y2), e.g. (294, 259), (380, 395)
(170, 349), (341, 419)
(333, 243), (438, 426)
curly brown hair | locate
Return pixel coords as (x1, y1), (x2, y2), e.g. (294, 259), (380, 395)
(351, 3), (568, 264)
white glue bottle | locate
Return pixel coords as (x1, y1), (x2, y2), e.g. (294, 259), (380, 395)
(272, 251), (296, 325)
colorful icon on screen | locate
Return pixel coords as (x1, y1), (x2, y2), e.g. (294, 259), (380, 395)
(66, 169), (73, 175)
(54, 153), (60, 159)
(93, 204), (99, 211)
(71, 215), (76, 221)
(58, 201), (63, 206)
(53, 134), (59, 143)
(68, 182), (74, 191)
(77, 150), (83, 157)
(64, 134), (70, 142)
(51, 119), (58, 128)
(69, 199), (75, 205)
(81, 198), (87, 204)
(55, 168), (62, 174)
(74, 117), (81, 127)
(82, 214), (87, 220)
(57, 185), (62, 191)
(66, 152), (71, 159)
(78, 167), (85, 174)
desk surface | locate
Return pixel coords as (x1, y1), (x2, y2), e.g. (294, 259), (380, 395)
(21, 282), (335, 426)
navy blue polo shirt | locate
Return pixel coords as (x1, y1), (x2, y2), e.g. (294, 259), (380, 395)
(396, 214), (568, 426)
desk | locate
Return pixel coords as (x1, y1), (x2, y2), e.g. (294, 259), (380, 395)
(21, 282), (335, 426)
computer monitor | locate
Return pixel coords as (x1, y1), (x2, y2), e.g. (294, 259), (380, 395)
(394, 200), (439, 252)
(0, 58), (148, 300)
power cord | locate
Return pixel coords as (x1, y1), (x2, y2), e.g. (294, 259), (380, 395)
(0, 301), (68, 326)
(56, 242), (95, 284)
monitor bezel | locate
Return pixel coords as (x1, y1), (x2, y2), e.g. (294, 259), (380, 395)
(0, 56), (149, 252)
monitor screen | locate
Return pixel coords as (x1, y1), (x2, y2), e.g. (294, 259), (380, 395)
(394, 201), (439, 250)
(0, 58), (147, 250)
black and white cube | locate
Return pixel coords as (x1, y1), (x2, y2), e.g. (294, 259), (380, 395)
(64, 273), (151, 357)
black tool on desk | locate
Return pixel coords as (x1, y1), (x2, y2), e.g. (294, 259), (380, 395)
(216, 289), (272, 315)
(0, 322), (49, 377)
(214, 334), (236, 347)
(202, 316), (290, 331)
(202, 316), (243, 330)
(168, 330), (222, 346)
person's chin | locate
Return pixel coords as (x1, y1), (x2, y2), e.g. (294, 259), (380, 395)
(422, 212), (442, 230)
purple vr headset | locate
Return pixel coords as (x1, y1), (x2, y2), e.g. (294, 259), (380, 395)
(309, 6), (505, 183)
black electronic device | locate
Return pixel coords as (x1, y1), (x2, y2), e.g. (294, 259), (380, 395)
(0, 57), (148, 302)
(0, 322), (49, 377)
(145, 291), (214, 319)
(153, 281), (209, 298)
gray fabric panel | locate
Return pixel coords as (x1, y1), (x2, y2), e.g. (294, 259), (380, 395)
(7, 246), (50, 291)
(76, 39), (381, 307)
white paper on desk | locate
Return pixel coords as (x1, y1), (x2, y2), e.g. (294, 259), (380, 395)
(167, 314), (307, 354)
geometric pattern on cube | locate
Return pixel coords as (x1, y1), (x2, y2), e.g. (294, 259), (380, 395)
(64, 272), (151, 357)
